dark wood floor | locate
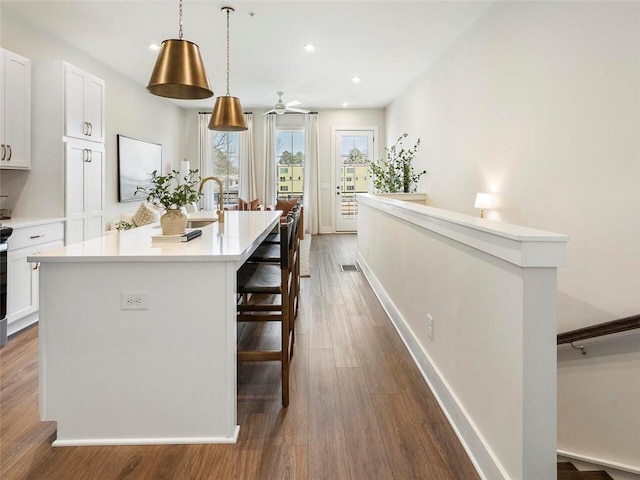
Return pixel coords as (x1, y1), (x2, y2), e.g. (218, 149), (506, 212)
(0, 234), (479, 480)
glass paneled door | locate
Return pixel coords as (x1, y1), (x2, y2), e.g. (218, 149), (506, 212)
(334, 129), (375, 232)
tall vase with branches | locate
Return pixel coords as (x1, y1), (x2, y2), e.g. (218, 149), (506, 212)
(368, 133), (426, 193)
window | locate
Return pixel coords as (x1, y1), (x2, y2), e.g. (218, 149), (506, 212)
(276, 129), (305, 201)
(211, 132), (240, 205)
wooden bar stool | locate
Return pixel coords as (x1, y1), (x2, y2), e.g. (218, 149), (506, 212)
(236, 216), (296, 407)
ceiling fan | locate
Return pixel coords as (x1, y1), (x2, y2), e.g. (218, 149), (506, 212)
(265, 91), (309, 115)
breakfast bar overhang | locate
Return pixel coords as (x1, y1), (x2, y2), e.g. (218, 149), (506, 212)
(30, 210), (281, 446)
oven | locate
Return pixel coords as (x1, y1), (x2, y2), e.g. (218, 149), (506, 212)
(0, 226), (13, 347)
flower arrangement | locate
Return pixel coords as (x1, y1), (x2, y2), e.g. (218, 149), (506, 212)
(368, 133), (426, 193)
(135, 169), (202, 210)
(114, 220), (134, 231)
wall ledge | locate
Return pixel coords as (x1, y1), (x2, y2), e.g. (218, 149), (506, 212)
(357, 193), (567, 267)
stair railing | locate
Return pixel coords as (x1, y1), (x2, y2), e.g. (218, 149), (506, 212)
(557, 313), (640, 355)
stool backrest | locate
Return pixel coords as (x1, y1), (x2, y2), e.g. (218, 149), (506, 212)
(279, 216), (294, 269)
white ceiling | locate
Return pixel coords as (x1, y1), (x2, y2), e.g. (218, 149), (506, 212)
(1, 0), (491, 111)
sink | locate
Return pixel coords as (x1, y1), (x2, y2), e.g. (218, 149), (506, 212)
(187, 220), (216, 228)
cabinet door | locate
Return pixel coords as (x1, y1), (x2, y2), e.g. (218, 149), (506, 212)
(85, 75), (104, 143)
(0, 49), (4, 157)
(7, 245), (38, 324)
(64, 64), (87, 140)
(0, 49), (31, 170)
(65, 142), (105, 244)
(64, 64), (104, 143)
(85, 146), (104, 240)
(65, 142), (87, 245)
(2, 51), (31, 169)
(7, 240), (64, 326)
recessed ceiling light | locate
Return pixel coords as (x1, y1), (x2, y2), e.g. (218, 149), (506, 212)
(352, 76), (361, 84)
(149, 43), (161, 51)
(342, 102), (349, 108)
(304, 43), (316, 52)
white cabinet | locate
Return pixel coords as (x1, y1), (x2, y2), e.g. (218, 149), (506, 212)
(6, 222), (64, 334)
(0, 48), (31, 170)
(64, 63), (104, 143)
(65, 141), (105, 245)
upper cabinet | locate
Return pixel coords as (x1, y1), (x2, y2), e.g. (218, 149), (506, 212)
(64, 63), (104, 143)
(0, 48), (31, 170)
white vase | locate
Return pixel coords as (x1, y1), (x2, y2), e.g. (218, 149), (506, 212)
(160, 209), (187, 235)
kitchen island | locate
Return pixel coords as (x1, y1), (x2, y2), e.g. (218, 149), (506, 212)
(30, 210), (281, 446)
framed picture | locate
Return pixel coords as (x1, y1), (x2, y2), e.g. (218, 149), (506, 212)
(117, 135), (162, 202)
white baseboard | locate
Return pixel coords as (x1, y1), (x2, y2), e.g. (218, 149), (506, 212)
(8, 313), (38, 337)
(53, 426), (241, 447)
(356, 250), (508, 480)
(557, 450), (640, 476)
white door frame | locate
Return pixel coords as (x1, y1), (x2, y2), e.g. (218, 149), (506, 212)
(330, 126), (378, 233)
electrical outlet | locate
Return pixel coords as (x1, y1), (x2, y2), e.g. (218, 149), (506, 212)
(121, 293), (149, 310)
(427, 313), (434, 340)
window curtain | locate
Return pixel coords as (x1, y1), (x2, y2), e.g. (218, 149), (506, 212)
(263, 114), (277, 207)
(303, 113), (320, 234)
(238, 113), (256, 201)
(198, 113), (216, 211)
(199, 112), (255, 209)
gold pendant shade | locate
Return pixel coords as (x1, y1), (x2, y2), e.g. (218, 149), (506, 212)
(209, 96), (247, 131)
(147, 39), (213, 100)
(209, 6), (247, 131)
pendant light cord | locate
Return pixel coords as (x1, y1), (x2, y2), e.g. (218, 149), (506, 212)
(225, 7), (230, 96)
(178, 0), (183, 39)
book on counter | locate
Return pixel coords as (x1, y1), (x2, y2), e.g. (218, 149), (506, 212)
(152, 228), (202, 243)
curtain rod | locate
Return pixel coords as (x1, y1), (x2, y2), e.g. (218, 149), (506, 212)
(198, 111), (318, 115)
(198, 111), (253, 115)
(266, 111), (318, 115)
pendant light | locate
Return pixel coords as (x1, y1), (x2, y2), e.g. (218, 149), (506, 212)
(209, 6), (247, 131)
(147, 0), (213, 100)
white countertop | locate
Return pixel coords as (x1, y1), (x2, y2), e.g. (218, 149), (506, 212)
(29, 210), (281, 263)
(0, 217), (65, 229)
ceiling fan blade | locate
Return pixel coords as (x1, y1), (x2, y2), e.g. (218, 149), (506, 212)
(287, 107), (310, 114)
(285, 100), (301, 107)
(264, 108), (276, 114)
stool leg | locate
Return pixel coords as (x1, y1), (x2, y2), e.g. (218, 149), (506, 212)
(282, 304), (290, 407)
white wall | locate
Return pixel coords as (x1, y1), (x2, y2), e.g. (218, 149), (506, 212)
(357, 195), (564, 480)
(183, 107), (385, 233)
(385, 1), (640, 475)
(0, 11), (185, 226)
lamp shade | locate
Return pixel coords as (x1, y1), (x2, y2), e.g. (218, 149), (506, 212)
(147, 39), (213, 100)
(209, 96), (248, 131)
(474, 192), (493, 209)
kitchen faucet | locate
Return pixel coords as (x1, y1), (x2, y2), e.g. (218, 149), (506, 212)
(198, 176), (225, 223)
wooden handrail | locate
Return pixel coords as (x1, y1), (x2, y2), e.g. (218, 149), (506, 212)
(557, 314), (640, 345)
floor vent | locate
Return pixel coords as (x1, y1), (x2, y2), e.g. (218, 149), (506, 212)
(340, 264), (359, 272)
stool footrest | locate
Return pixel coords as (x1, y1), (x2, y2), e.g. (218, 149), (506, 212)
(238, 351), (282, 362)
(238, 314), (283, 322)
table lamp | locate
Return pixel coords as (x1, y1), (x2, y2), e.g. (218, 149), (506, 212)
(474, 192), (492, 218)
